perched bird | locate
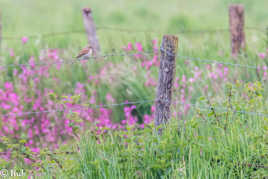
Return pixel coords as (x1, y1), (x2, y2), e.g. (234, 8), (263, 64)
(76, 45), (94, 60)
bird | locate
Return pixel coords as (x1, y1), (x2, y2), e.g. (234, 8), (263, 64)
(76, 45), (94, 60)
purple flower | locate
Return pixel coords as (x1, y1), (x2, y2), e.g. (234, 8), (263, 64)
(4, 82), (13, 91)
(9, 49), (15, 57)
(21, 36), (28, 44)
(24, 158), (32, 165)
(258, 53), (266, 59)
(127, 43), (133, 50)
(136, 42), (143, 52)
(31, 147), (40, 154)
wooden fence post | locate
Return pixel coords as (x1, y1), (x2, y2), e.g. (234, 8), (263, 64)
(82, 8), (101, 55)
(229, 4), (245, 58)
(266, 27), (268, 48)
(155, 35), (178, 131)
(0, 11), (2, 50)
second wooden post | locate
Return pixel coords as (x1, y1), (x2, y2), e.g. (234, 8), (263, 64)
(82, 8), (101, 56)
(266, 27), (268, 49)
(0, 11), (2, 50)
(155, 35), (178, 131)
(229, 4), (245, 58)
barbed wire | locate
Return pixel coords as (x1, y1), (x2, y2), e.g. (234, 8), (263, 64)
(98, 26), (266, 34)
(1, 99), (156, 118)
(158, 46), (263, 70)
(0, 25), (267, 157)
(0, 51), (154, 69)
(1, 98), (267, 119)
(194, 103), (268, 118)
(0, 49), (267, 118)
(1, 26), (266, 40)
(1, 49), (266, 71)
(178, 55), (260, 69)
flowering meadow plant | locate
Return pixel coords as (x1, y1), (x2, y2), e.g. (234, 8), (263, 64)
(0, 37), (267, 178)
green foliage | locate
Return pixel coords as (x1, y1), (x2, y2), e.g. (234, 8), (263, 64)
(0, 135), (81, 178)
(7, 79), (268, 178)
(70, 82), (268, 179)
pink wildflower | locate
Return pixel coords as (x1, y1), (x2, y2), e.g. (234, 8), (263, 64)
(127, 43), (133, 50)
(4, 82), (13, 91)
(31, 147), (40, 154)
(258, 53), (266, 59)
(174, 77), (179, 88)
(136, 42), (143, 52)
(24, 158), (32, 165)
(29, 56), (35, 68)
(151, 105), (156, 113)
(21, 36), (28, 44)
(263, 65), (267, 71)
(9, 49), (15, 57)
(152, 39), (158, 52)
(106, 93), (115, 103)
(181, 75), (187, 83)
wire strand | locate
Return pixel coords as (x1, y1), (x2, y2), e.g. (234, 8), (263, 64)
(1, 99), (267, 118)
(1, 49), (265, 71)
(1, 26), (266, 40)
(178, 55), (259, 69)
(0, 50), (155, 69)
(1, 99), (156, 118)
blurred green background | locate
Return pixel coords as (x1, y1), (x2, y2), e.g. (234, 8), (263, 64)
(0, 0), (267, 36)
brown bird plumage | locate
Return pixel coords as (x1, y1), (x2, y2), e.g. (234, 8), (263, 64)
(76, 45), (94, 60)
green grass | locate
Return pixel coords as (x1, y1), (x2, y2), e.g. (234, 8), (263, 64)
(40, 81), (268, 178)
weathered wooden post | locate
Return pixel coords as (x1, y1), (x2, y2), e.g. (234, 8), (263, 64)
(82, 8), (101, 55)
(155, 35), (178, 132)
(229, 4), (245, 58)
(266, 27), (268, 48)
(0, 11), (2, 50)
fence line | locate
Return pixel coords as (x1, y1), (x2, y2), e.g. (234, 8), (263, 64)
(194, 103), (268, 118)
(98, 26), (266, 34)
(1, 98), (267, 119)
(1, 26), (266, 40)
(158, 47), (261, 70)
(1, 99), (155, 118)
(0, 51), (151, 69)
(0, 49), (266, 71)
(178, 55), (260, 69)
(0, 49), (267, 118)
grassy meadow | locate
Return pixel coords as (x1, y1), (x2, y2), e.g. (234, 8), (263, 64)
(0, 0), (267, 178)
